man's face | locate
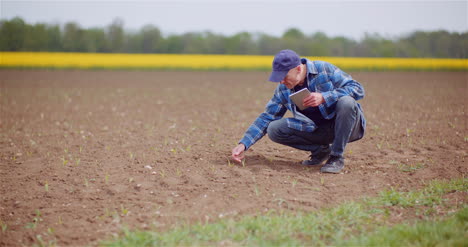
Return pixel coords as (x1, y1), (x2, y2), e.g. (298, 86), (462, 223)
(280, 66), (302, 89)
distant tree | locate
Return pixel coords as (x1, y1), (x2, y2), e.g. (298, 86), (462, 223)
(22, 23), (44, 50)
(203, 31), (227, 54)
(84, 28), (108, 53)
(0, 17), (466, 58)
(107, 18), (125, 53)
(282, 28), (307, 55)
(62, 22), (87, 52)
(224, 32), (257, 54)
(0, 17), (27, 51)
(140, 25), (162, 53)
(282, 28), (305, 40)
(328, 36), (356, 57)
(257, 34), (282, 55)
(306, 32), (330, 57)
(46, 24), (63, 51)
(165, 35), (184, 53)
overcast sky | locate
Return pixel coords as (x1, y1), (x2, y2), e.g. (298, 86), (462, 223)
(1, 0), (467, 40)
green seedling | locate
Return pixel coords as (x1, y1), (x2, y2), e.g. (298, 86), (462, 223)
(61, 156), (68, 166)
(104, 208), (111, 218)
(75, 158), (80, 165)
(320, 177), (325, 186)
(398, 162), (426, 172)
(241, 159), (246, 167)
(121, 205), (129, 216)
(291, 179), (298, 188)
(44, 181), (49, 192)
(254, 186), (260, 197)
(0, 219), (7, 233)
(176, 168), (182, 177)
(25, 210), (42, 229)
(128, 177), (134, 183)
(58, 216), (63, 225)
(274, 198), (288, 208)
(84, 178), (89, 187)
(105, 174), (109, 184)
(389, 160), (399, 165)
(159, 170), (166, 178)
(227, 158), (233, 167)
(376, 143), (382, 149)
(406, 128), (413, 137)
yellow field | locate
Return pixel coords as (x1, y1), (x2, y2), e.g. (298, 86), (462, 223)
(1, 52), (467, 70)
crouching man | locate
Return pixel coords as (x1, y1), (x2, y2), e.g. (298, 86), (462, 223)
(231, 49), (366, 173)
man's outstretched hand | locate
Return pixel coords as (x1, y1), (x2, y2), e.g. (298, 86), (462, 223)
(231, 143), (246, 163)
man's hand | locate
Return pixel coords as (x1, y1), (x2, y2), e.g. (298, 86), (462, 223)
(303, 92), (325, 107)
(231, 143), (246, 163)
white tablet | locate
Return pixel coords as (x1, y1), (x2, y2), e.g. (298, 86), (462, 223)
(289, 88), (311, 110)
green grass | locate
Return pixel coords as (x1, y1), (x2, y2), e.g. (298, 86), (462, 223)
(339, 207), (467, 246)
(100, 178), (467, 246)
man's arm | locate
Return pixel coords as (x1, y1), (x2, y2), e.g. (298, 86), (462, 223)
(231, 86), (287, 162)
(320, 66), (365, 107)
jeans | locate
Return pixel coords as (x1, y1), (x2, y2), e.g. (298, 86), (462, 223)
(267, 96), (364, 158)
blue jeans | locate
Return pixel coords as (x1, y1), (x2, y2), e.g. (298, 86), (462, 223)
(267, 96), (364, 158)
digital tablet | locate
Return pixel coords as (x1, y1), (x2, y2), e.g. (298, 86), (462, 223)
(289, 88), (311, 110)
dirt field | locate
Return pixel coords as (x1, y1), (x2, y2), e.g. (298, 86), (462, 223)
(0, 70), (466, 246)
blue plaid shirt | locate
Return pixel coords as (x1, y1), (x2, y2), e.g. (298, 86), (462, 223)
(239, 58), (366, 150)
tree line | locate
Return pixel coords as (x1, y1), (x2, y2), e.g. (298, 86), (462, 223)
(1, 17), (466, 58)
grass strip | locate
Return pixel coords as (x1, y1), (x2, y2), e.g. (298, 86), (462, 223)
(101, 178), (467, 247)
(339, 207), (467, 246)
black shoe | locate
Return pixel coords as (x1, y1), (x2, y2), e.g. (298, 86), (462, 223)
(302, 150), (330, 166)
(320, 155), (344, 173)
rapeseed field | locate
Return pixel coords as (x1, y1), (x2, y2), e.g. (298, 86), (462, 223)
(1, 52), (466, 71)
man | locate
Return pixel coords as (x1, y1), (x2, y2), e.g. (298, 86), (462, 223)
(231, 49), (366, 173)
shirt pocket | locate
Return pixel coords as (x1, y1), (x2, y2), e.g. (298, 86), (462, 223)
(316, 80), (333, 93)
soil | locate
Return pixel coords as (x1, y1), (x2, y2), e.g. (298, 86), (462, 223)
(0, 70), (466, 246)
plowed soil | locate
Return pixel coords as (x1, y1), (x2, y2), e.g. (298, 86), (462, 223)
(0, 70), (466, 246)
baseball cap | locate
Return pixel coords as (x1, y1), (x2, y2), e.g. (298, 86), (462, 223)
(268, 49), (301, 82)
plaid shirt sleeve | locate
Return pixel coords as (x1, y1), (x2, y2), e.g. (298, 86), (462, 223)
(320, 64), (365, 107)
(239, 86), (287, 150)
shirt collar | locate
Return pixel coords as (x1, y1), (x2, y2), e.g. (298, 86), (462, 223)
(301, 58), (318, 75)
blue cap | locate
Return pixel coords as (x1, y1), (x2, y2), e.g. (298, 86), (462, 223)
(269, 49), (301, 82)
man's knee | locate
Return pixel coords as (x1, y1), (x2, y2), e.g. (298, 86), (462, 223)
(267, 119), (287, 143)
(336, 96), (357, 114)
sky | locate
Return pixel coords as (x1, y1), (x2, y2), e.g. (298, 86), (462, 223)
(1, 0), (467, 40)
